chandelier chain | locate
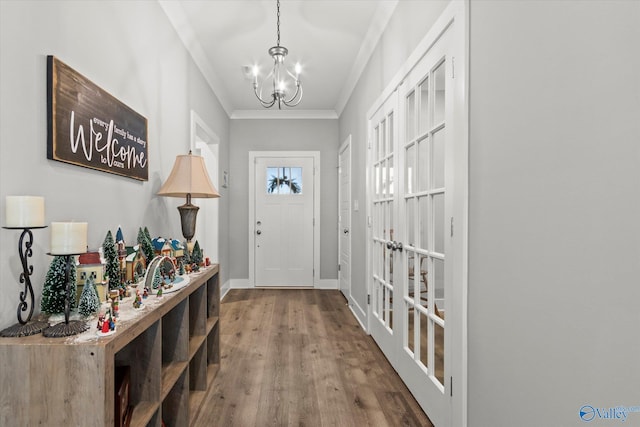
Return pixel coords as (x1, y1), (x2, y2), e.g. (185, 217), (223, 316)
(276, 0), (281, 46)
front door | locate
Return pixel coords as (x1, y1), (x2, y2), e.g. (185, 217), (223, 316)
(253, 155), (315, 287)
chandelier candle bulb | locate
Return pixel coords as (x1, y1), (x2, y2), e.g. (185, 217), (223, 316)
(51, 222), (87, 254)
(5, 196), (45, 228)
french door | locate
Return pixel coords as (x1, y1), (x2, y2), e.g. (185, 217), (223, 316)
(368, 16), (462, 426)
(369, 93), (399, 362)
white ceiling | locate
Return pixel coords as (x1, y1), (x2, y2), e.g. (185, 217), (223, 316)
(159, 0), (398, 118)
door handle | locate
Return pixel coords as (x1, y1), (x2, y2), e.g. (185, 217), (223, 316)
(256, 230), (262, 235)
(386, 241), (393, 250)
(396, 242), (403, 252)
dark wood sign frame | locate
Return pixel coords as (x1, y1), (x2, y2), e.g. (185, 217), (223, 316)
(47, 56), (148, 181)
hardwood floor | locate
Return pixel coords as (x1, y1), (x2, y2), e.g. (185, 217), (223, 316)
(194, 289), (433, 427)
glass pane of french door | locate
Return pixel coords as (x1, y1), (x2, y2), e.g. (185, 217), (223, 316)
(372, 111), (395, 332)
(403, 58), (447, 389)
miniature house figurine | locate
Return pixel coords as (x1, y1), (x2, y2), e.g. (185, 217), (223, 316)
(125, 245), (147, 283)
(151, 237), (184, 259)
(76, 250), (107, 303)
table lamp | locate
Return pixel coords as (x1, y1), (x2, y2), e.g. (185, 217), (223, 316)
(158, 151), (219, 248)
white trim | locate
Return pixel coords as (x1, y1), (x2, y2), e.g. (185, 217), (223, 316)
(230, 109), (338, 120)
(317, 279), (338, 290)
(229, 279), (251, 289)
(190, 110), (219, 148)
(248, 151), (321, 288)
(159, 1), (233, 117)
(220, 279), (231, 300)
(334, 1), (399, 115)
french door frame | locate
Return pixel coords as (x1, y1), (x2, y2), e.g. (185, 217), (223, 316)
(248, 151), (321, 288)
(364, 2), (468, 426)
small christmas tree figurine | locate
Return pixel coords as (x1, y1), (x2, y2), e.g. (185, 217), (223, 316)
(191, 241), (203, 271)
(178, 260), (185, 276)
(41, 256), (77, 315)
(157, 287), (163, 297)
(138, 227), (155, 264)
(103, 231), (123, 291)
(78, 277), (101, 317)
(152, 268), (163, 289)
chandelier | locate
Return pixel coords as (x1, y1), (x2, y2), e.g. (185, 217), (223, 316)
(252, 0), (303, 109)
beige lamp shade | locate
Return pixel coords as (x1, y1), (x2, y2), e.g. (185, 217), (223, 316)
(158, 152), (220, 198)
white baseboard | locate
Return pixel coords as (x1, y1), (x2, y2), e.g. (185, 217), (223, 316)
(316, 279), (338, 290)
(230, 279), (251, 289)
(349, 296), (368, 333)
(220, 280), (231, 300)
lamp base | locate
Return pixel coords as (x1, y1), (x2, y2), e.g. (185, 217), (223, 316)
(178, 200), (199, 242)
(0, 320), (49, 337)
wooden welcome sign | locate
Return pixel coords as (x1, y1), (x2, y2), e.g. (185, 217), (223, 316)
(47, 56), (148, 181)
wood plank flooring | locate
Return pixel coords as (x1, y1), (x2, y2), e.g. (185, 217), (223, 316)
(194, 289), (433, 427)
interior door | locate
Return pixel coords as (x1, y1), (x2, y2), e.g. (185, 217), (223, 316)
(369, 92), (399, 364)
(338, 138), (351, 298)
(254, 156), (314, 287)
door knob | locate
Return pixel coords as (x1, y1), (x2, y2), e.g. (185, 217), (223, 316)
(344, 228), (349, 234)
(396, 242), (403, 252)
(256, 230), (262, 235)
(386, 241), (393, 250)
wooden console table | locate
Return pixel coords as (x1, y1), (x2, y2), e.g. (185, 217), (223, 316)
(0, 264), (220, 427)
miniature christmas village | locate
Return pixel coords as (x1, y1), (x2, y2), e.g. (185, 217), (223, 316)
(40, 225), (207, 338)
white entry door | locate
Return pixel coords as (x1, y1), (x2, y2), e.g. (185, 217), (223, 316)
(253, 155), (315, 287)
(338, 137), (352, 298)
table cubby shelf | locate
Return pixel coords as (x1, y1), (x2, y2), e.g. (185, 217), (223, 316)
(0, 264), (220, 427)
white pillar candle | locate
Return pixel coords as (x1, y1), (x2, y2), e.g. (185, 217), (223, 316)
(5, 196), (45, 227)
(51, 222), (88, 255)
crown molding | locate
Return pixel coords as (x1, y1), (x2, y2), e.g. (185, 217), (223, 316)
(230, 109), (338, 120)
(334, 0), (399, 116)
(159, 0), (233, 117)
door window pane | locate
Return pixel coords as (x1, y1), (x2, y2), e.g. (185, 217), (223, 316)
(434, 257), (445, 313)
(406, 91), (416, 141)
(266, 167), (303, 194)
(419, 312), (429, 370)
(388, 112), (394, 156)
(419, 196), (429, 250)
(432, 128), (445, 189)
(388, 155), (395, 196)
(419, 77), (430, 134)
(434, 61), (445, 125)
(374, 125), (380, 161)
(405, 143), (415, 194)
(433, 193), (444, 254)
(418, 137), (429, 192)
(406, 198), (415, 247)
(434, 322), (445, 385)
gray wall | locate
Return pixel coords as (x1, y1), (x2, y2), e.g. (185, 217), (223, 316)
(0, 0), (230, 329)
(338, 0), (450, 319)
(229, 119), (339, 281)
(468, 1), (640, 425)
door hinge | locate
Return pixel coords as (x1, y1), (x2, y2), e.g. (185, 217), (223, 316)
(450, 376), (453, 397)
(367, 294), (371, 305)
(368, 139), (372, 149)
(313, 218), (316, 226)
(450, 217), (454, 237)
(313, 269), (315, 277)
(451, 57), (455, 79)
(338, 264), (341, 272)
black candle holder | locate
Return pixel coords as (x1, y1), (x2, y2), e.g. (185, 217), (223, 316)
(0, 226), (50, 338)
(42, 252), (89, 338)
